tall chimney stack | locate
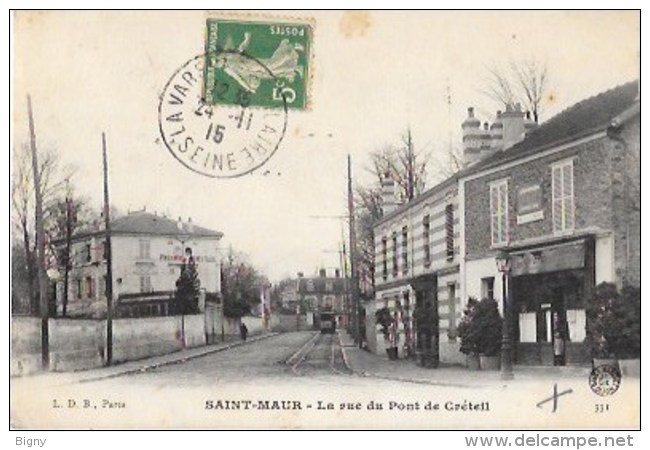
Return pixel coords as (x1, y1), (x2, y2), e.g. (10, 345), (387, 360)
(500, 103), (526, 150)
(381, 172), (398, 215)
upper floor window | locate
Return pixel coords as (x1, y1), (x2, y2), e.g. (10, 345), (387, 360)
(381, 237), (388, 281)
(84, 243), (92, 262)
(445, 204), (454, 259)
(490, 179), (509, 246)
(552, 159), (575, 233)
(139, 275), (152, 293)
(422, 215), (431, 266)
(85, 276), (94, 298)
(139, 239), (151, 259)
(401, 226), (408, 275)
(392, 232), (398, 277)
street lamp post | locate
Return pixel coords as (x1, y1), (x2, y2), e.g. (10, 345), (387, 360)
(496, 250), (514, 380)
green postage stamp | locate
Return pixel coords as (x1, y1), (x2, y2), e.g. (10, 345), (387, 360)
(204, 18), (313, 109)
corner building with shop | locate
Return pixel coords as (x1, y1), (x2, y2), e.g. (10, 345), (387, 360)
(459, 81), (639, 365)
(372, 80), (639, 367)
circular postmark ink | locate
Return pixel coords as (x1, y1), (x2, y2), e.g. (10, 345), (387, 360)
(158, 52), (288, 178)
(589, 364), (621, 397)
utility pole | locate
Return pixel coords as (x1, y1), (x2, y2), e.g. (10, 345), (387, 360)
(347, 154), (361, 348)
(62, 179), (72, 317)
(102, 133), (114, 366)
(406, 129), (414, 201)
(27, 95), (49, 370)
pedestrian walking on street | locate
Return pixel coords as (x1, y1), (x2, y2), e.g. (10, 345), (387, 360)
(240, 322), (248, 341)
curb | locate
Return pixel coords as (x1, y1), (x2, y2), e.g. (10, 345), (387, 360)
(337, 332), (353, 373)
(77, 332), (280, 384)
(337, 336), (490, 388)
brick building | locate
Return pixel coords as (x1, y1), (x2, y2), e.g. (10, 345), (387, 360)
(459, 81), (640, 365)
(371, 80), (639, 367)
(54, 211), (223, 318)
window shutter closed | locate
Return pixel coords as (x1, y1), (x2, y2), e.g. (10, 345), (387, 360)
(552, 165), (563, 232)
(563, 163), (574, 230)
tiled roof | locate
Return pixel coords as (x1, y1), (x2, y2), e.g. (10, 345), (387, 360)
(74, 212), (223, 240)
(465, 80), (639, 174)
(112, 212), (222, 237)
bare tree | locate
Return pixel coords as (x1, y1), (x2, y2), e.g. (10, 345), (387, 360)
(482, 58), (548, 123)
(11, 143), (74, 314)
(353, 128), (432, 296)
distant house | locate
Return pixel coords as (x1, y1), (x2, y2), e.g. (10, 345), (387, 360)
(297, 269), (347, 328)
(53, 211), (223, 318)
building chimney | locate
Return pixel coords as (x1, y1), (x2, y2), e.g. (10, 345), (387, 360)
(319, 268), (326, 278)
(500, 103), (526, 150)
(461, 106), (483, 166)
(490, 111), (504, 150)
(335, 268), (340, 278)
(187, 216), (194, 233)
(381, 172), (398, 215)
(523, 110), (538, 135)
(177, 216), (183, 230)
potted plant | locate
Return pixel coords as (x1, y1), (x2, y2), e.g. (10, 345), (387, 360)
(585, 283), (619, 368)
(413, 302), (437, 368)
(614, 286), (640, 377)
(376, 306), (397, 360)
(474, 297), (503, 370)
(457, 297), (481, 370)
(586, 283), (640, 375)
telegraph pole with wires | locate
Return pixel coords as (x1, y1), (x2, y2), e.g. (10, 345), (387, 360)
(347, 154), (362, 348)
(102, 133), (114, 366)
(27, 95), (49, 370)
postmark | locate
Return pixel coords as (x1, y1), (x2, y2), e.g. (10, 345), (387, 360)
(588, 364), (621, 397)
(158, 53), (287, 178)
(204, 18), (312, 109)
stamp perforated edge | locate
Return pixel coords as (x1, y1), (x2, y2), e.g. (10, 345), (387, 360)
(203, 10), (316, 112)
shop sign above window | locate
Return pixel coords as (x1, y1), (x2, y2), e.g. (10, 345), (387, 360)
(517, 184), (544, 225)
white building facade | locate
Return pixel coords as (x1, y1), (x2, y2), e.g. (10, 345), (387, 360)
(372, 175), (462, 364)
(55, 211), (223, 318)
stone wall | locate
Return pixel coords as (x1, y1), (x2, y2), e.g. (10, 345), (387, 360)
(11, 314), (208, 376)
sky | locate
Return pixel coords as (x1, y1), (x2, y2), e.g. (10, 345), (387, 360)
(12, 10), (640, 281)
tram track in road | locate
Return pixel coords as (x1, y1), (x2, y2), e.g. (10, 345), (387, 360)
(288, 331), (352, 376)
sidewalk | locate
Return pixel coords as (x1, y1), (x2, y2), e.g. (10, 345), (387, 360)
(337, 330), (591, 388)
(13, 332), (278, 386)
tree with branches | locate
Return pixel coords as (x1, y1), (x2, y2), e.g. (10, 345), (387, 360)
(353, 128), (432, 295)
(220, 247), (268, 318)
(11, 143), (74, 315)
(483, 58), (548, 123)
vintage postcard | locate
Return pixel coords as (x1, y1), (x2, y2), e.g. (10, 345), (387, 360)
(10, 10), (640, 432)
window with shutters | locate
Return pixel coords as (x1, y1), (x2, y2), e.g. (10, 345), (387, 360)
(381, 237), (388, 280)
(423, 215), (431, 267)
(490, 179), (509, 246)
(401, 226), (408, 275)
(139, 239), (151, 259)
(85, 276), (94, 298)
(392, 232), (398, 277)
(551, 159), (575, 233)
(139, 275), (152, 293)
(445, 204), (454, 259)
